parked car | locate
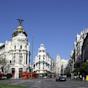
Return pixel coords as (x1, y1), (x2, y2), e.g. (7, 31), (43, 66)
(56, 76), (66, 81)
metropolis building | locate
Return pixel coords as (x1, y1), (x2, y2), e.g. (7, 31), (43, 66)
(0, 19), (30, 79)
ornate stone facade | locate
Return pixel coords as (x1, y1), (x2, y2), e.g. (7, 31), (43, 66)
(0, 19), (30, 79)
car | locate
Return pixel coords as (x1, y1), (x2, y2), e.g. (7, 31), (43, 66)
(56, 76), (66, 81)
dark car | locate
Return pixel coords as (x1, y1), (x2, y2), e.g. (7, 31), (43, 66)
(56, 76), (66, 81)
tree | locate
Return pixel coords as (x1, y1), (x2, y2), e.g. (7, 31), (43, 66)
(80, 61), (88, 75)
(0, 58), (6, 72)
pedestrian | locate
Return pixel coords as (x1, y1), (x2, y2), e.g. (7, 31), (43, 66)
(82, 76), (85, 81)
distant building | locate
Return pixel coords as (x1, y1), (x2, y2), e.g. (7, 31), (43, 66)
(33, 44), (52, 77)
(61, 59), (68, 74)
(51, 60), (56, 76)
(0, 19), (30, 79)
(55, 55), (61, 76)
(55, 54), (68, 76)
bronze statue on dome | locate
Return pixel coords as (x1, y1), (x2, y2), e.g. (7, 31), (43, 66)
(17, 18), (24, 26)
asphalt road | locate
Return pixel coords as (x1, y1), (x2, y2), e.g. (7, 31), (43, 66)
(0, 78), (88, 88)
(22, 78), (88, 88)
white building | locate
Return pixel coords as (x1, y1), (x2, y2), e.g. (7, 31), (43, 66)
(55, 54), (68, 76)
(61, 59), (68, 74)
(0, 19), (30, 79)
(55, 55), (61, 76)
(33, 44), (52, 77)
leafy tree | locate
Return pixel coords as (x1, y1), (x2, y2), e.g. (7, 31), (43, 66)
(0, 58), (6, 72)
(80, 61), (88, 75)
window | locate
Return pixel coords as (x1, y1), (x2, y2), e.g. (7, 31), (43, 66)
(13, 53), (15, 58)
(19, 68), (23, 72)
(39, 55), (41, 59)
(20, 45), (22, 49)
(14, 45), (16, 49)
(39, 50), (42, 52)
(19, 53), (23, 58)
(43, 50), (45, 52)
(10, 60), (11, 64)
(43, 55), (45, 59)
(25, 45), (27, 48)
(12, 68), (15, 74)
(19, 53), (22, 64)
(13, 59), (15, 63)
(39, 65), (40, 69)
(43, 62), (44, 69)
(39, 62), (40, 69)
(19, 59), (22, 64)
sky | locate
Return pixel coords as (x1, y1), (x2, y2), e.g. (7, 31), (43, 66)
(0, 0), (88, 62)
